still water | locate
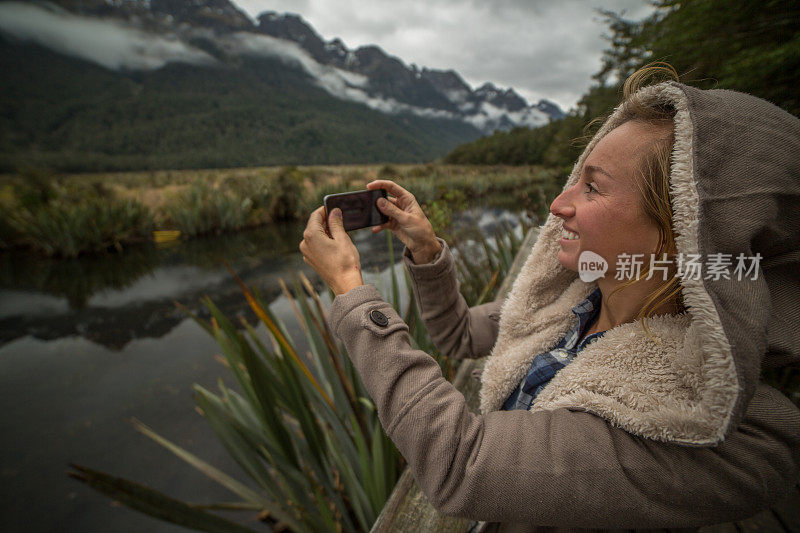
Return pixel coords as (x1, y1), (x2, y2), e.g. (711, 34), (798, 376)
(0, 207), (529, 532)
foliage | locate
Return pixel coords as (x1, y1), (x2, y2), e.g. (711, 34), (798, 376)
(451, 216), (535, 306)
(162, 180), (253, 237)
(377, 165), (401, 179)
(595, 0), (800, 116)
(68, 463), (259, 532)
(1, 164), (556, 257)
(268, 167), (307, 222)
(445, 119), (584, 167)
(5, 189), (153, 257)
(221, 172), (275, 226)
(14, 167), (59, 209)
(424, 188), (469, 241)
(399, 166), (563, 228)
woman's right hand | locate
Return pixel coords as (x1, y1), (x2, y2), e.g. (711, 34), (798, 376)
(366, 179), (442, 264)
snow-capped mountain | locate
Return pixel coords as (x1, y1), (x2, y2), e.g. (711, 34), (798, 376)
(3, 0), (563, 134)
(256, 11), (565, 132)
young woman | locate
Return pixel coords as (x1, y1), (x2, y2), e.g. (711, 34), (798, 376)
(298, 68), (800, 530)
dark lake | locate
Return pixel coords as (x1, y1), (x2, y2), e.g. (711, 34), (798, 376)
(0, 206), (531, 532)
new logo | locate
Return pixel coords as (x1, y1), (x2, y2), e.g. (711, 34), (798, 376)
(578, 251), (607, 282)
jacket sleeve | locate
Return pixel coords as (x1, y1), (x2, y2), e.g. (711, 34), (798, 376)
(328, 284), (800, 529)
(401, 237), (504, 360)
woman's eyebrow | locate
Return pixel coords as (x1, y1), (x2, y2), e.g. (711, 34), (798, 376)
(584, 165), (615, 181)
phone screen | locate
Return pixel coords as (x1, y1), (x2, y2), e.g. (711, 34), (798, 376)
(323, 189), (389, 232)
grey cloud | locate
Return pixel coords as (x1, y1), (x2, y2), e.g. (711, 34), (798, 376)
(0, 0), (652, 121)
(0, 2), (216, 70)
(236, 0), (655, 110)
(222, 31), (536, 129)
(0, 1), (498, 126)
(221, 30), (548, 131)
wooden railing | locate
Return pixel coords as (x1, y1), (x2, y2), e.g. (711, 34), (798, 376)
(370, 226), (800, 533)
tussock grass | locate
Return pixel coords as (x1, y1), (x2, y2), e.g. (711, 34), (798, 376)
(8, 197), (153, 257)
(2, 170), (154, 257)
(161, 180), (253, 237)
(1, 164), (564, 257)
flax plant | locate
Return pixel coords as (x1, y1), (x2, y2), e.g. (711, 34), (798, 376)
(69, 215), (534, 532)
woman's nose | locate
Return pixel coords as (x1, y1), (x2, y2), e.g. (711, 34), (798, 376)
(550, 188), (575, 219)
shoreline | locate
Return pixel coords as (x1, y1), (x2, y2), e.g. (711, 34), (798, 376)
(0, 163), (563, 258)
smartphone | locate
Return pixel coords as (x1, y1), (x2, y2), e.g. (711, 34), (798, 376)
(323, 189), (389, 232)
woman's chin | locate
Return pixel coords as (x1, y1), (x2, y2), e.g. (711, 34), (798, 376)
(556, 252), (579, 273)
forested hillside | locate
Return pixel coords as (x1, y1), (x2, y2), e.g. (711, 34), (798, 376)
(0, 37), (481, 172)
(445, 0), (800, 165)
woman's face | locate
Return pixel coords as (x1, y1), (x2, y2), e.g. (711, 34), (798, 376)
(549, 120), (662, 277)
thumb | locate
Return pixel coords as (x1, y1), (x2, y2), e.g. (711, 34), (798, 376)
(328, 208), (347, 237)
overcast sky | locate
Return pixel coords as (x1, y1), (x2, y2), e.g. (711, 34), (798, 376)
(235, 0), (657, 111)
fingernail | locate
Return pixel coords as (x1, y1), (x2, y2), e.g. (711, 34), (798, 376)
(333, 208), (342, 217)
(377, 198), (386, 207)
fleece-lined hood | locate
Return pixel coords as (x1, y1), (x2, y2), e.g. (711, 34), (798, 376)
(479, 81), (800, 445)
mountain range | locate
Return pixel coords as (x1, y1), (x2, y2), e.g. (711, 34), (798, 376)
(0, 0), (564, 171)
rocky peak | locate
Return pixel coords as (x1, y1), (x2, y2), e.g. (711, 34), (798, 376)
(352, 45), (391, 69)
(243, 10), (564, 129)
(534, 99), (566, 120)
(348, 46), (456, 111)
(326, 38), (348, 56)
(150, 0), (254, 30)
(475, 83), (526, 112)
(47, 0), (253, 31)
(475, 82), (499, 95)
(257, 11), (331, 63)
(421, 68), (471, 94)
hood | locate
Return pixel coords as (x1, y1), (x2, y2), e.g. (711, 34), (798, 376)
(479, 81), (800, 445)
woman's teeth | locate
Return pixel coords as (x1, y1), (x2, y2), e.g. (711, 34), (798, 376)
(562, 229), (579, 240)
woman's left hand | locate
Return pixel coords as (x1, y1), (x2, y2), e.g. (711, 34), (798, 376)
(299, 206), (364, 296)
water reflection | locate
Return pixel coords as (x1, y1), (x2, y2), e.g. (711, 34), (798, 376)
(0, 244), (161, 310)
(1, 207), (523, 349)
(0, 222), (310, 349)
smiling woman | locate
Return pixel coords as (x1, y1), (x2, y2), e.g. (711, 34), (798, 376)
(550, 95), (683, 339)
(300, 63), (800, 531)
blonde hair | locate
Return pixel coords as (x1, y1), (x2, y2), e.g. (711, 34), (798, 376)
(606, 63), (687, 336)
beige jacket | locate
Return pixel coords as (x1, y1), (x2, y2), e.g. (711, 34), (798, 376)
(328, 82), (800, 530)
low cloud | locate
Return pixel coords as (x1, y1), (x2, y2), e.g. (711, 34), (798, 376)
(0, 2), (458, 122)
(0, 2), (542, 132)
(223, 32), (480, 125)
(226, 32), (543, 131)
(0, 2), (216, 70)
(222, 32), (369, 94)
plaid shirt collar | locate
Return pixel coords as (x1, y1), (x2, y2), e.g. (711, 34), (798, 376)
(502, 287), (604, 411)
